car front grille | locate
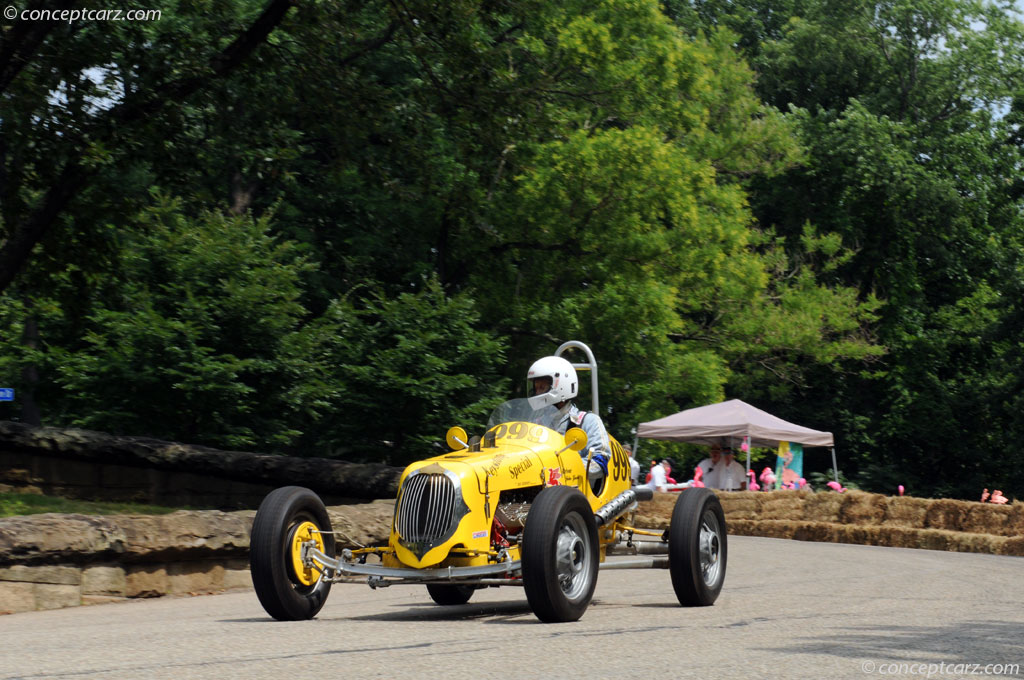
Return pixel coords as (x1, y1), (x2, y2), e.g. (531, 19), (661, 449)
(395, 466), (469, 557)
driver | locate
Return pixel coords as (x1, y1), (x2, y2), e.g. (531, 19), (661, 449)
(527, 356), (610, 478)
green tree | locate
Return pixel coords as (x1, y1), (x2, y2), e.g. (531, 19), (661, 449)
(683, 0), (1024, 498)
(297, 281), (509, 463)
(28, 199), (322, 449)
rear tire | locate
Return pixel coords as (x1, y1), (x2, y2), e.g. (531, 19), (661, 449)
(522, 486), (599, 623)
(250, 486), (335, 620)
(426, 584), (475, 606)
(669, 487), (726, 606)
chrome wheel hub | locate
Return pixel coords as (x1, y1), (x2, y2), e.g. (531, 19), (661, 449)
(555, 515), (592, 600)
(699, 511), (723, 587)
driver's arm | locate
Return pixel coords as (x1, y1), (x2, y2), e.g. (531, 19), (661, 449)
(581, 413), (611, 473)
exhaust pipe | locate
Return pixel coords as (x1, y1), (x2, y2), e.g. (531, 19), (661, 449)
(595, 487), (650, 526)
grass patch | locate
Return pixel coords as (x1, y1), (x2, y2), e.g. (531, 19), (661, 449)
(0, 491), (187, 517)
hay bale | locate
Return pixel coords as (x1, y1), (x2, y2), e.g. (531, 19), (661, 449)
(717, 491), (762, 520)
(632, 492), (676, 529)
(803, 492), (844, 523)
(999, 537), (1024, 557)
(792, 522), (836, 543)
(724, 519), (762, 537)
(713, 514), (1024, 557)
(874, 526), (921, 549)
(760, 489), (808, 521)
(946, 532), (1004, 555)
(881, 496), (931, 529)
(1005, 505), (1024, 536)
(757, 520), (803, 539)
(961, 504), (1014, 536)
(923, 499), (970, 531)
(914, 529), (953, 551)
(832, 524), (870, 545)
(838, 490), (886, 525)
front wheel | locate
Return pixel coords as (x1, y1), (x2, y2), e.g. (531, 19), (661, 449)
(522, 486), (599, 623)
(250, 486), (335, 620)
(669, 487), (727, 606)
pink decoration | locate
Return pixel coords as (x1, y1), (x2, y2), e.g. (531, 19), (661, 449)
(746, 470), (760, 492)
(797, 477), (807, 489)
(692, 466), (705, 488)
(898, 484), (904, 497)
(990, 490), (1009, 505)
(981, 488), (990, 503)
(741, 437), (750, 453)
(826, 480), (846, 493)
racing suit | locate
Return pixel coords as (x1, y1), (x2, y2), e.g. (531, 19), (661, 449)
(556, 403), (610, 475)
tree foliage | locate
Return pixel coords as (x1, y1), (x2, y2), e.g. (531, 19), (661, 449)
(682, 0), (1024, 498)
(4, 0), (968, 479)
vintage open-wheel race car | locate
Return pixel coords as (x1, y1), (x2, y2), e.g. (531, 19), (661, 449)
(249, 341), (727, 623)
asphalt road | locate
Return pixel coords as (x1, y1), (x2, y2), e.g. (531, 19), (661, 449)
(1, 536), (1022, 680)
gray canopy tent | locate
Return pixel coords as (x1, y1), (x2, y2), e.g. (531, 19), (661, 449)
(635, 399), (839, 483)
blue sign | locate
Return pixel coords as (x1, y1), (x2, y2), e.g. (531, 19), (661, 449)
(0, 388), (14, 402)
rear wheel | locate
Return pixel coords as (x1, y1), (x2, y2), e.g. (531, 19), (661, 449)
(669, 487), (726, 606)
(426, 584), (475, 605)
(250, 486), (335, 620)
(522, 486), (599, 623)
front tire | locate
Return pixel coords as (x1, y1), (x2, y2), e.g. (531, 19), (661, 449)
(250, 486), (335, 620)
(669, 487), (727, 606)
(522, 486), (599, 623)
(426, 584), (475, 606)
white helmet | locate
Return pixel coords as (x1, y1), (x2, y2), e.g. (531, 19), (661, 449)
(527, 356), (578, 409)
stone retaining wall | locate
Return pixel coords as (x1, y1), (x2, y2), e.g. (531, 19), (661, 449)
(0, 421), (403, 509)
(0, 500), (395, 614)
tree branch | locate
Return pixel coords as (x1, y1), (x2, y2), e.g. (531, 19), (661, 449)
(0, 0), (78, 95)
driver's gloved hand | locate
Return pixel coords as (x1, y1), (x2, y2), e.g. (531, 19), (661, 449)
(588, 459), (604, 475)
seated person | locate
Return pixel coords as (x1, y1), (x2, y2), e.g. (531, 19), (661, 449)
(698, 444), (747, 490)
(527, 355), (609, 478)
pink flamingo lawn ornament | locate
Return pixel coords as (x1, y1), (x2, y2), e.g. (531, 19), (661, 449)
(746, 469), (760, 491)
(758, 466), (775, 491)
(797, 477), (807, 490)
(981, 488), (991, 503)
(692, 466), (705, 488)
(989, 490), (1009, 505)
(898, 485), (905, 497)
(826, 480), (846, 493)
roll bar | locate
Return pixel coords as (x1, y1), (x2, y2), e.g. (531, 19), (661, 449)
(555, 341), (599, 414)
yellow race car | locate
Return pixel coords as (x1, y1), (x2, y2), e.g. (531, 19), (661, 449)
(250, 342), (727, 623)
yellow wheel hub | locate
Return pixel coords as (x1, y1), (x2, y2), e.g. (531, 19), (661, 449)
(290, 521), (326, 587)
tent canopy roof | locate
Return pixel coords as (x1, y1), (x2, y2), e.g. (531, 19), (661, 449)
(637, 399), (834, 448)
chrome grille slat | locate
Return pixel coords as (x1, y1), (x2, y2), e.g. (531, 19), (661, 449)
(427, 476), (439, 538)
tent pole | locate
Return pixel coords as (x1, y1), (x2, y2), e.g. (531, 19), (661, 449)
(631, 430), (639, 458)
(831, 447), (839, 484)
